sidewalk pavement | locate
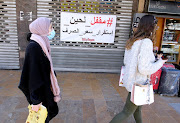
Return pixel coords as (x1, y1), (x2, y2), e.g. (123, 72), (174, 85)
(0, 70), (180, 123)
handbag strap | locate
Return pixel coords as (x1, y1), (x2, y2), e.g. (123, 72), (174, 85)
(135, 39), (151, 84)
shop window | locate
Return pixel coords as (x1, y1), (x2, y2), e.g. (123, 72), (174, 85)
(161, 18), (180, 64)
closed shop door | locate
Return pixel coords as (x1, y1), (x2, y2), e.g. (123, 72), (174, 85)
(0, 0), (20, 69)
(37, 0), (133, 73)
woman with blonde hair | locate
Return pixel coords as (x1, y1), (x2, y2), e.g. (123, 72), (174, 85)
(110, 15), (167, 123)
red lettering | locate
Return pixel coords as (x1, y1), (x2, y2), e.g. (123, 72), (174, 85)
(88, 38), (94, 41)
(82, 38), (95, 41)
(107, 18), (113, 27)
(82, 38), (86, 41)
(91, 17), (106, 25)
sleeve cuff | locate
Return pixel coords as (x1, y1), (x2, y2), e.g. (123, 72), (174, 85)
(32, 100), (41, 105)
(30, 92), (41, 105)
(156, 58), (164, 67)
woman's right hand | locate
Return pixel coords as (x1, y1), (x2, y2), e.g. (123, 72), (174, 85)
(32, 103), (42, 112)
(157, 54), (163, 59)
(162, 59), (168, 64)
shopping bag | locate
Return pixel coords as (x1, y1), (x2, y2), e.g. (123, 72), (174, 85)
(131, 82), (154, 106)
(26, 104), (48, 123)
(150, 69), (162, 92)
(119, 66), (125, 86)
(162, 63), (175, 69)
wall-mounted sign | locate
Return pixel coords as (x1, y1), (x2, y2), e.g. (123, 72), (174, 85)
(132, 13), (147, 28)
(148, 0), (180, 15)
(60, 12), (116, 43)
(131, 13), (147, 34)
(20, 11), (32, 21)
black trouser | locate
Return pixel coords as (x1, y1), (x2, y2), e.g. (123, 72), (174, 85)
(110, 92), (142, 123)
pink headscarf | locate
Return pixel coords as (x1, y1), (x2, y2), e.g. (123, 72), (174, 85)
(29, 17), (61, 102)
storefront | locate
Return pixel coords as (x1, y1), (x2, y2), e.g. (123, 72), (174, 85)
(133, 0), (180, 65)
(150, 0), (180, 65)
(0, 0), (138, 72)
(33, 0), (136, 73)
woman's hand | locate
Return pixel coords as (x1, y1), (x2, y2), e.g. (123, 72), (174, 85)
(157, 54), (163, 59)
(54, 95), (61, 102)
(32, 103), (42, 112)
(162, 59), (168, 64)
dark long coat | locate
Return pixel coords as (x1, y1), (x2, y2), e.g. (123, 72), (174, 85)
(18, 40), (58, 122)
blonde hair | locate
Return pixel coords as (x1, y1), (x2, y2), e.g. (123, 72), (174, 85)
(126, 15), (157, 50)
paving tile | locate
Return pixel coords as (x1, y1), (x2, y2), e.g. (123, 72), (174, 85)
(0, 96), (28, 123)
(0, 70), (180, 123)
(82, 99), (97, 123)
(166, 110), (180, 122)
(15, 97), (29, 109)
(93, 90), (105, 101)
(169, 103), (180, 114)
(0, 96), (8, 105)
(82, 90), (94, 99)
(56, 100), (68, 122)
(100, 81), (121, 102)
(12, 110), (28, 122)
(51, 118), (65, 123)
(160, 96), (180, 103)
(142, 109), (157, 122)
(15, 119), (26, 123)
(0, 71), (9, 79)
(106, 100), (135, 123)
(142, 113), (150, 123)
(160, 116), (178, 123)
(91, 80), (101, 91)
(65, 100), (83, 123)
(150, 103), (170, 117)
(142, 105), (152, 111)
(62, 82), (73, 88)
(106, 101), (124, 117)
(149, 114), (163, 123)
(110, 81), (128, 102)
(94, 100), (112, 123)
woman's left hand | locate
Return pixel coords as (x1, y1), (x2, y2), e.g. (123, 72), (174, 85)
(54, 95), (61, 102)
(32, 103), (42, 112)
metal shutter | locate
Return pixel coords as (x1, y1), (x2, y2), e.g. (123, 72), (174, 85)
(37, 0), (133, 73)
(0, 0), (20, 69)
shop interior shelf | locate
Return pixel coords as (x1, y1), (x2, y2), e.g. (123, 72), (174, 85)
(163, 52), (179, 54)
(162, 41), (179, 44)
(165, 29), (180, 31)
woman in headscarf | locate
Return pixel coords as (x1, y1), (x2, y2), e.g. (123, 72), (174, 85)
(18, 17), (61, 123)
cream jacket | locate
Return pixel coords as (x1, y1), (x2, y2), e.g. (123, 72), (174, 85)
(123, 38), (164, 92)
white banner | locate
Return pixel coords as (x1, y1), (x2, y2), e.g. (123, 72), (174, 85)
(60, 12), (116, 43)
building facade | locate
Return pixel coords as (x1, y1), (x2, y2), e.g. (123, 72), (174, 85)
(0, 0), (139, 73)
